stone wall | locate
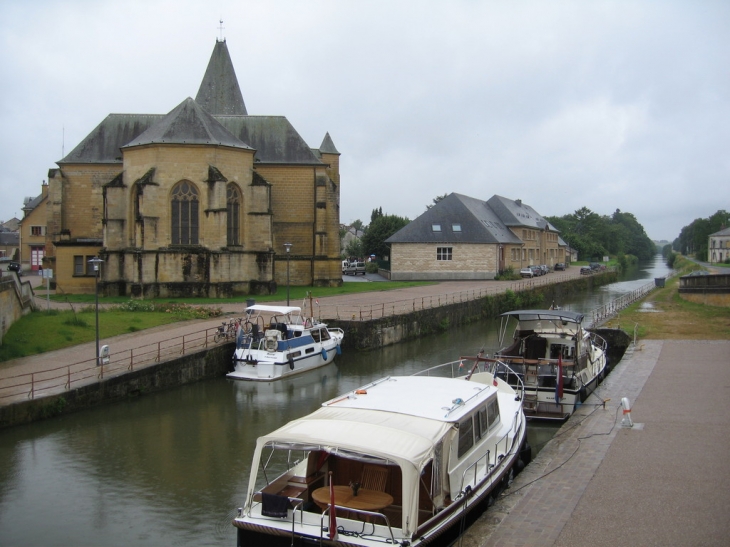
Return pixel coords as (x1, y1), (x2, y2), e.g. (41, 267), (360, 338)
(330, 273), (618, 350)
(0, 343), (233, 429)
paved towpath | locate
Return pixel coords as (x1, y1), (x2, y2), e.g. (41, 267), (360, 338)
(0, 267), (580, 406)
(458, 339), (730, 547)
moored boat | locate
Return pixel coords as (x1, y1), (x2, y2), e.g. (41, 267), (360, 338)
(228, 305), (344, 382)
(231, 360), (528, 546)
(486, 309), (607, 420)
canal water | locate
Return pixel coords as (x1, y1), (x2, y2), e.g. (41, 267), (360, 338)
(0, 256), (671, 546)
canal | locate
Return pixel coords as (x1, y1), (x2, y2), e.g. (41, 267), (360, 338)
(0, 256), (671, 546)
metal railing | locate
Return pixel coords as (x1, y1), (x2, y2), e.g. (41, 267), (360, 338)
(0, 325), (225, 406)
(315, 272), (581, 321)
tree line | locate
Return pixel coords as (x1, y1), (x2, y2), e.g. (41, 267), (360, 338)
(672, 209), (729, 259)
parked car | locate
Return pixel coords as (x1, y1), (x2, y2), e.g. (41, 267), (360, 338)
(539, 265), (549, 275)
(580, 266), (592, 275)
(589, 262), (603, 271)
(530, 265), (543, 276)
(554, 262), (566, 271)
(519, 267), (534, 278)
(6, 261), (22, 275)
(344, 261), (366, 275)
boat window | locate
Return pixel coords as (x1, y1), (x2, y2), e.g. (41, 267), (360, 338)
(457, 416), (475, 458)
(487, 398), (500, 429)
(478, 406), (488, 438)
(320, 329), (331, 341)
(311, 330), (321, 343)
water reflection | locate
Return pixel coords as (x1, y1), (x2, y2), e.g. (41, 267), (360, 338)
(0, 256), (669, 546)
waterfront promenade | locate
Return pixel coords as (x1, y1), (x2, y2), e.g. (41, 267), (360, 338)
(460, 339), (730, 547)
(2, 268), (593, 406)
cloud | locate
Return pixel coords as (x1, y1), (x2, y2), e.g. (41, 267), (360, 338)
(1, 0), (728, 242)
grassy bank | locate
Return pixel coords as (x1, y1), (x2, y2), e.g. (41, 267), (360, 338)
(2, 281), (433, 362)
(602, 256), (730, 340)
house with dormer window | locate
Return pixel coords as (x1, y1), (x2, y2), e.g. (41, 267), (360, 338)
(386, 193), (564, 280)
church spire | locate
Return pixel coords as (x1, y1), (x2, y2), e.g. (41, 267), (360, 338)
(195, 40), (248, 116)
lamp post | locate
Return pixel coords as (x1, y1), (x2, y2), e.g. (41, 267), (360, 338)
(283, 243), (292, 305)
(88, 257), (104, 366)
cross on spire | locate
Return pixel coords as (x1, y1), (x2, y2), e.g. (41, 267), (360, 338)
(218, 19), (225, 42)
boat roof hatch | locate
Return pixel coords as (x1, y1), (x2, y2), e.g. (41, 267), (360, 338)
(245, 304), (301, 315)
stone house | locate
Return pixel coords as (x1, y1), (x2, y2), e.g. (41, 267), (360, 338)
(18, 184), (48, 273)
(44, 39), (341, 296)
(708, 226), (730, 264)
(386, 193), (565, 280)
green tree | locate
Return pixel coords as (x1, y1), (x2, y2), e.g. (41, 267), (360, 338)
(426, 194), (449, 210)
(361, 214), (410, 258)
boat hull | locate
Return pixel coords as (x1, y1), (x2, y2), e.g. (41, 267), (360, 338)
(228, 338), (342, 382)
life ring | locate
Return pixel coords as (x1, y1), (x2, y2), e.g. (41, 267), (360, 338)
(265, 337), (278, 352)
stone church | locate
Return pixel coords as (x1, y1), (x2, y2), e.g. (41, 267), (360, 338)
(45, 39), (342, 297)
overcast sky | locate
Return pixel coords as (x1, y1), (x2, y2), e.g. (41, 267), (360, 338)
(1, 0), (728, 242)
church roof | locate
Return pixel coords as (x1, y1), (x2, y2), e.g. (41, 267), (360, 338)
(386, 193), (523, 245)
(195, 39), (247, 115)
(122, 97), (252, 150)
(60, 114), (164, 164)
(216, 115), (322, 164)
(58, 40), (325, 166)
(319, 132), (340, 155)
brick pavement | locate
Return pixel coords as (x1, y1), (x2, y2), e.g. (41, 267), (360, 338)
(458, 339), (730, 547)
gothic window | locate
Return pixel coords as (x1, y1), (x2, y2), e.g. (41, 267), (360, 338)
(171, 181), (199, 245)
(227, 183), (242, 246)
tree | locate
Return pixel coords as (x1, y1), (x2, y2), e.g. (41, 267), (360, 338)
(426, 194), (449, 210)
(351, 219), (364, 232)
(370, 207), (383, 224)
(361, 214), (410, 259)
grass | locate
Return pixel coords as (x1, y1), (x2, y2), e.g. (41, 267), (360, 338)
(601, 257), (730, 340)
(48, 281), (435, 305)
(1, 281), (433, 362)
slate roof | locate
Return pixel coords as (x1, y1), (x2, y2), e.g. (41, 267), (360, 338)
(60, 114), (164, 164)
(486, 195), (558, 231)
(122, 98), (252, 150)
(386, 193), (523, 245)
(195, 39), (247, 116)
(57, 40), (325, 167)
(216, 115), (322, 164)
(710, 226), (730, 237)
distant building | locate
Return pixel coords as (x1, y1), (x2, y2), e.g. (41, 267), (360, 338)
(18, 184), (48, 272)
(708, 226), (730, 263)
(386, 193), (565, 280)
(43, 39), (341, 296)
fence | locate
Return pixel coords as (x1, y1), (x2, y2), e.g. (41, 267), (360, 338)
(586, 272), (676, 327)
(0, 325), (227, 406)
(313, 272), (580, 321)
(0, 269), (614, 408)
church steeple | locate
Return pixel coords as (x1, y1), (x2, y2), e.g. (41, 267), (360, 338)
(195, 39), (248, 116)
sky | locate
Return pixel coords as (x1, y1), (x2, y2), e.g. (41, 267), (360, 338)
(1, 0), (728, 242)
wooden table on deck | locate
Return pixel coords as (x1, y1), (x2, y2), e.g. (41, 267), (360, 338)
(312, 485), (393, 514)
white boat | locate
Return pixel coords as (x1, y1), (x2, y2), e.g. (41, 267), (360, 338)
(232, 361), (528, 546)
(488, 309), (607, 420)
(227, 305), (344, 382)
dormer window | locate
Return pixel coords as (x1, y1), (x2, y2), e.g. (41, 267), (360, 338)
(452, 223), (461, 232)
(432, 224), (441, 232)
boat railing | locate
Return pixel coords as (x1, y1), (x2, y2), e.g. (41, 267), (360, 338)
(458, 406), (525, 495)
(319, 505), (396, 544)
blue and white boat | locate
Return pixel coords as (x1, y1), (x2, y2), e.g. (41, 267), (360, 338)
(228, 305), (344, 382)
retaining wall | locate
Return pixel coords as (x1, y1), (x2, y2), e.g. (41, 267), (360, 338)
(0, 343), (233, 429)
(330, 272), (618, 350)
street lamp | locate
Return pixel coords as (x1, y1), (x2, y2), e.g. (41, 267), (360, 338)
(88, 257), (104, 366)
(283, 243), (292, 305)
